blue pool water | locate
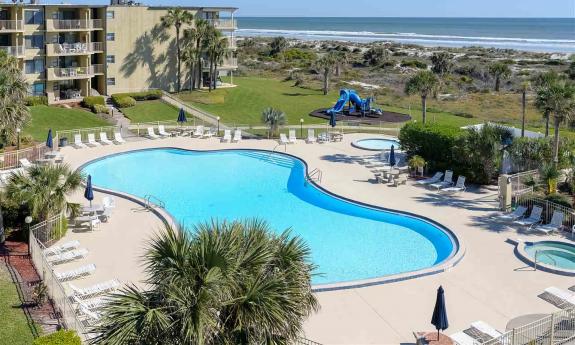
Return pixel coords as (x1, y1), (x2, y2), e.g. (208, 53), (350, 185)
(83, 149), (455, 285)
(353, 138), (400, 151)
(525, 242), (575, 270)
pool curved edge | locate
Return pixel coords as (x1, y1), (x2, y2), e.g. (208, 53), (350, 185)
(351, 137), (400, 151)
(515, 240), (575, 277)
(77, 147), (465, 292)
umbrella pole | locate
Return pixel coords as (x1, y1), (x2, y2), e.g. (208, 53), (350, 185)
(438, 330), (440, 341)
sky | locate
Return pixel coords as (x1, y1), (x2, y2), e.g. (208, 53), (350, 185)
(41, 0), (575, 18)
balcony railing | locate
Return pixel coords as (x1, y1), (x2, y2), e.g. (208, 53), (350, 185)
(0, 46), (25, 57)
(47, 19), (104, 31)
(202, 57), (238, 69)
(46, 42), (104, 56)
(0, 20), (23, 31)
(48, 64), (104, 79)
(208, 18), (237, 30)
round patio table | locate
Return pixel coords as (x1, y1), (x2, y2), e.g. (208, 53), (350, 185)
(506, 314), (548, 331)
(414, 332), (454, 345)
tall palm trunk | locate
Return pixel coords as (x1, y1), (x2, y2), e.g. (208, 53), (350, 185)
(323, 69), (329, 95)
(545, 111), (550, 137)
(213, 63), (219, 90)
(521, 90), (526, 137)
(421, 94), (427, 124)
(495, 76), (500, 92)
(208, 59), (214, 92)
(553, 115), (561, 164)
(176, 26), (181, 92)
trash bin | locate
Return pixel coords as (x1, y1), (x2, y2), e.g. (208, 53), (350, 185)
(59, 137), (68, 147)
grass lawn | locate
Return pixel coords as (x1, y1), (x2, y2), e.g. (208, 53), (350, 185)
(24, 106), (111, 142)
(120, 100), (182, 123)
(0, 265), (38, 344)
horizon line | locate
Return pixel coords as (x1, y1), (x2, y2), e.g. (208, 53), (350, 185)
(234, 15), (574, 19)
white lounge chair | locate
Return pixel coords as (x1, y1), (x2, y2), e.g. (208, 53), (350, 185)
(544, 287), (575, 307)
(73, 295), (108, 310)
(288, 129), (297, 143)
(514, 206), (543, 227)
(158, 125), (170, 138)
(86, 133), (101, 147)
(221, 129), (232, 142)
(193, 126), (204, 138)
(99, 132), (113, 145)
(450, 332), (477, 345)
(47, 248), (89, 264)
(430, 170), (453, 190)
(306, 129), (316, 143)
(69, 279), (120, 299)
(442, 176), (466, 193)
(78, 304), (101, 324)
(43, 240), (80, 256)
(19, 158), (34, 168)
(55, 264), (96, 281)
(146, 127), (160, 140)
(471, 321), (502, 339)
(534, 211), (564, 234)
(232, 129), (242, 143)
(416, 172), (443, 185)
(496, 206), (527, 221)
(113, 132), (126, 144)
(279, 133), (290, 145)
(202, 129), (214, 138)
(73, 134), (87, 149)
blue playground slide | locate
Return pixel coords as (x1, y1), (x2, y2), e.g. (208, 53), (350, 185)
(327, 89), (372, 115)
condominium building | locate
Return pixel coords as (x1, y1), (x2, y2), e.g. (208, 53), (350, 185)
(0, 1), (237, 103)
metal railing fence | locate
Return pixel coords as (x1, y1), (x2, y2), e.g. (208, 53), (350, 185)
(0, 143), (49, 170)
(514, 193), (575, 232)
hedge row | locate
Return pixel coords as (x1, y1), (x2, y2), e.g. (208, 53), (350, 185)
(33, 330), (81, 345)
(25, 96), (48, 106)
(111, 95), (136, 108)
(111, 90), (162, 101)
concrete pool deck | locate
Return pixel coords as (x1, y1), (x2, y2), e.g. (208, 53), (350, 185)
(56, 133), (574, 344)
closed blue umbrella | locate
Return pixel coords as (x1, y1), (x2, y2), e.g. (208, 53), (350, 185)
(177, 108), (187, 124)
(84, 175), (94, 207)
(389, 145), (396, 168)
(329, 112), (337, 128)
(431, 286), (449, 340)
(46, 129), (53, 149)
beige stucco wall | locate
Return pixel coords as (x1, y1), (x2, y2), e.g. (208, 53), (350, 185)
(105, 6), (197, 94)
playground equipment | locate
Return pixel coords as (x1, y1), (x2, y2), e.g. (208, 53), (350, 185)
(326, 89), (381, 117)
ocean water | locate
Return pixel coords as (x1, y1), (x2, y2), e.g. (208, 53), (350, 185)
(83, 149), (455, 285)
(236, 17), (575, 53)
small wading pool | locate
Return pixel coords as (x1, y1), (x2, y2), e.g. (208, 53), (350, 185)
(521, 241), (575, 275)
(352, 138), (400, 151)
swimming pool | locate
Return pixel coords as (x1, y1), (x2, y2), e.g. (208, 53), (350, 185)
(83, 148), (457, 287)
(523, 241), (575, 274)
(352, 138), (401, 151)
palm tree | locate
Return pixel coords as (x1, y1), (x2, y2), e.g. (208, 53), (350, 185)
(261, 107), (287, 138)
(190, 18), (210, 89)
(270, 36), (288, 56)
(205, 28), (229, 91)
(181, 37), (199, 91)
(545, 81), (575, 164)
(5, 164), (83, 222)
(315, 53), (337, 95)
(520, 81), (530, 137)
(161, 8), (193, 93)
(0, 51), (30, 144)
(488, 62), (511, 92)
(404, 70), (439, 124)
(92, 219), (318, 345)
(430, 52), (453, 76)
(333, 51), (349, 77)
(533, 71), (559, 137)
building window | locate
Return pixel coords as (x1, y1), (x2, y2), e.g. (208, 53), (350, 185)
(24, 59), (45, 74)
(29, 82), (45, 96)
(107, 78), (116, 85)
(106, 11), (115, 19)
(106, 33), (115, 41)
(106, 55), (115, 63)
(24, 35), (44, 49)
(24, 10), (44, 25)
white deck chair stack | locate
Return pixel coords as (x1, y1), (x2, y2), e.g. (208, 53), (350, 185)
(55, 264), (96, 281)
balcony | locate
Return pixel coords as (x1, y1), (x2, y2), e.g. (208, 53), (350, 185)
(208, 19), (237, 30)
(46, 42), (104, 56)
(46, 19), (104, 31)
(202, 57), (238, 70)
(0, 20), (23, 32)
(0, 46), (25, 57)
(47, 64), (104, 80)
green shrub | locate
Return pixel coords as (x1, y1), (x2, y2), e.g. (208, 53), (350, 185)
(82, 96), (105, 108)
(25, 96), (48, 106)
(280, 48), (316, 62)
(33, 330), (81, 345)
(400, 59), (427, 69)
(92, 104), (109, 114)
(111, 90), (162, 101)
(453, 111), (474, 118)
(544, 193), (572, 208)
(111, 95), (136, 108)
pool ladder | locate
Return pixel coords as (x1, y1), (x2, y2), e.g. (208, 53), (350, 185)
(144, 194), (166, 210)
(305, 168), (323, 185)
(534, 250), (557, 271)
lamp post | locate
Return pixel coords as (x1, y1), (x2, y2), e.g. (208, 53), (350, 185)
(25, 216), (32, 255)
(216, 116), (220, 136)
(300, 118), (304, 139)
(16, 128), (21, 150)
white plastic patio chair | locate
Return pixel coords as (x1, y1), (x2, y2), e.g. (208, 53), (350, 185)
(306, 129), (316, 143)
(158, 125), (170, 138)
(193, 126), (204, 137)
(43, 240), (80, 256)
(113, 132), (126, 144)
(87, 133), (101, 147)
(430, 170), (453, 190)
(279, 133), (290, 145)
(416, 172), (443, 185)
(99, 132), (113, 145)
(55, 264), (96, 281)
(69, 279), (120, 299)
(514, 206), (543, 227)
(288, 129), (297, 143)
(47, 248), (89, 265)
(146, 127), (160, 140)
(496, 206), (527, 221)
(221, 129), (232, 142)
(441, 176), (466, 193)
(533, 210), (564, 234)
(232, 129), (242, 143)
(73, 134), (87, 149)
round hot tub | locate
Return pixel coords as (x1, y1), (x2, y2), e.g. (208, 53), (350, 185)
(517, 240), (575, 276)
(352, 138), (400, 151)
